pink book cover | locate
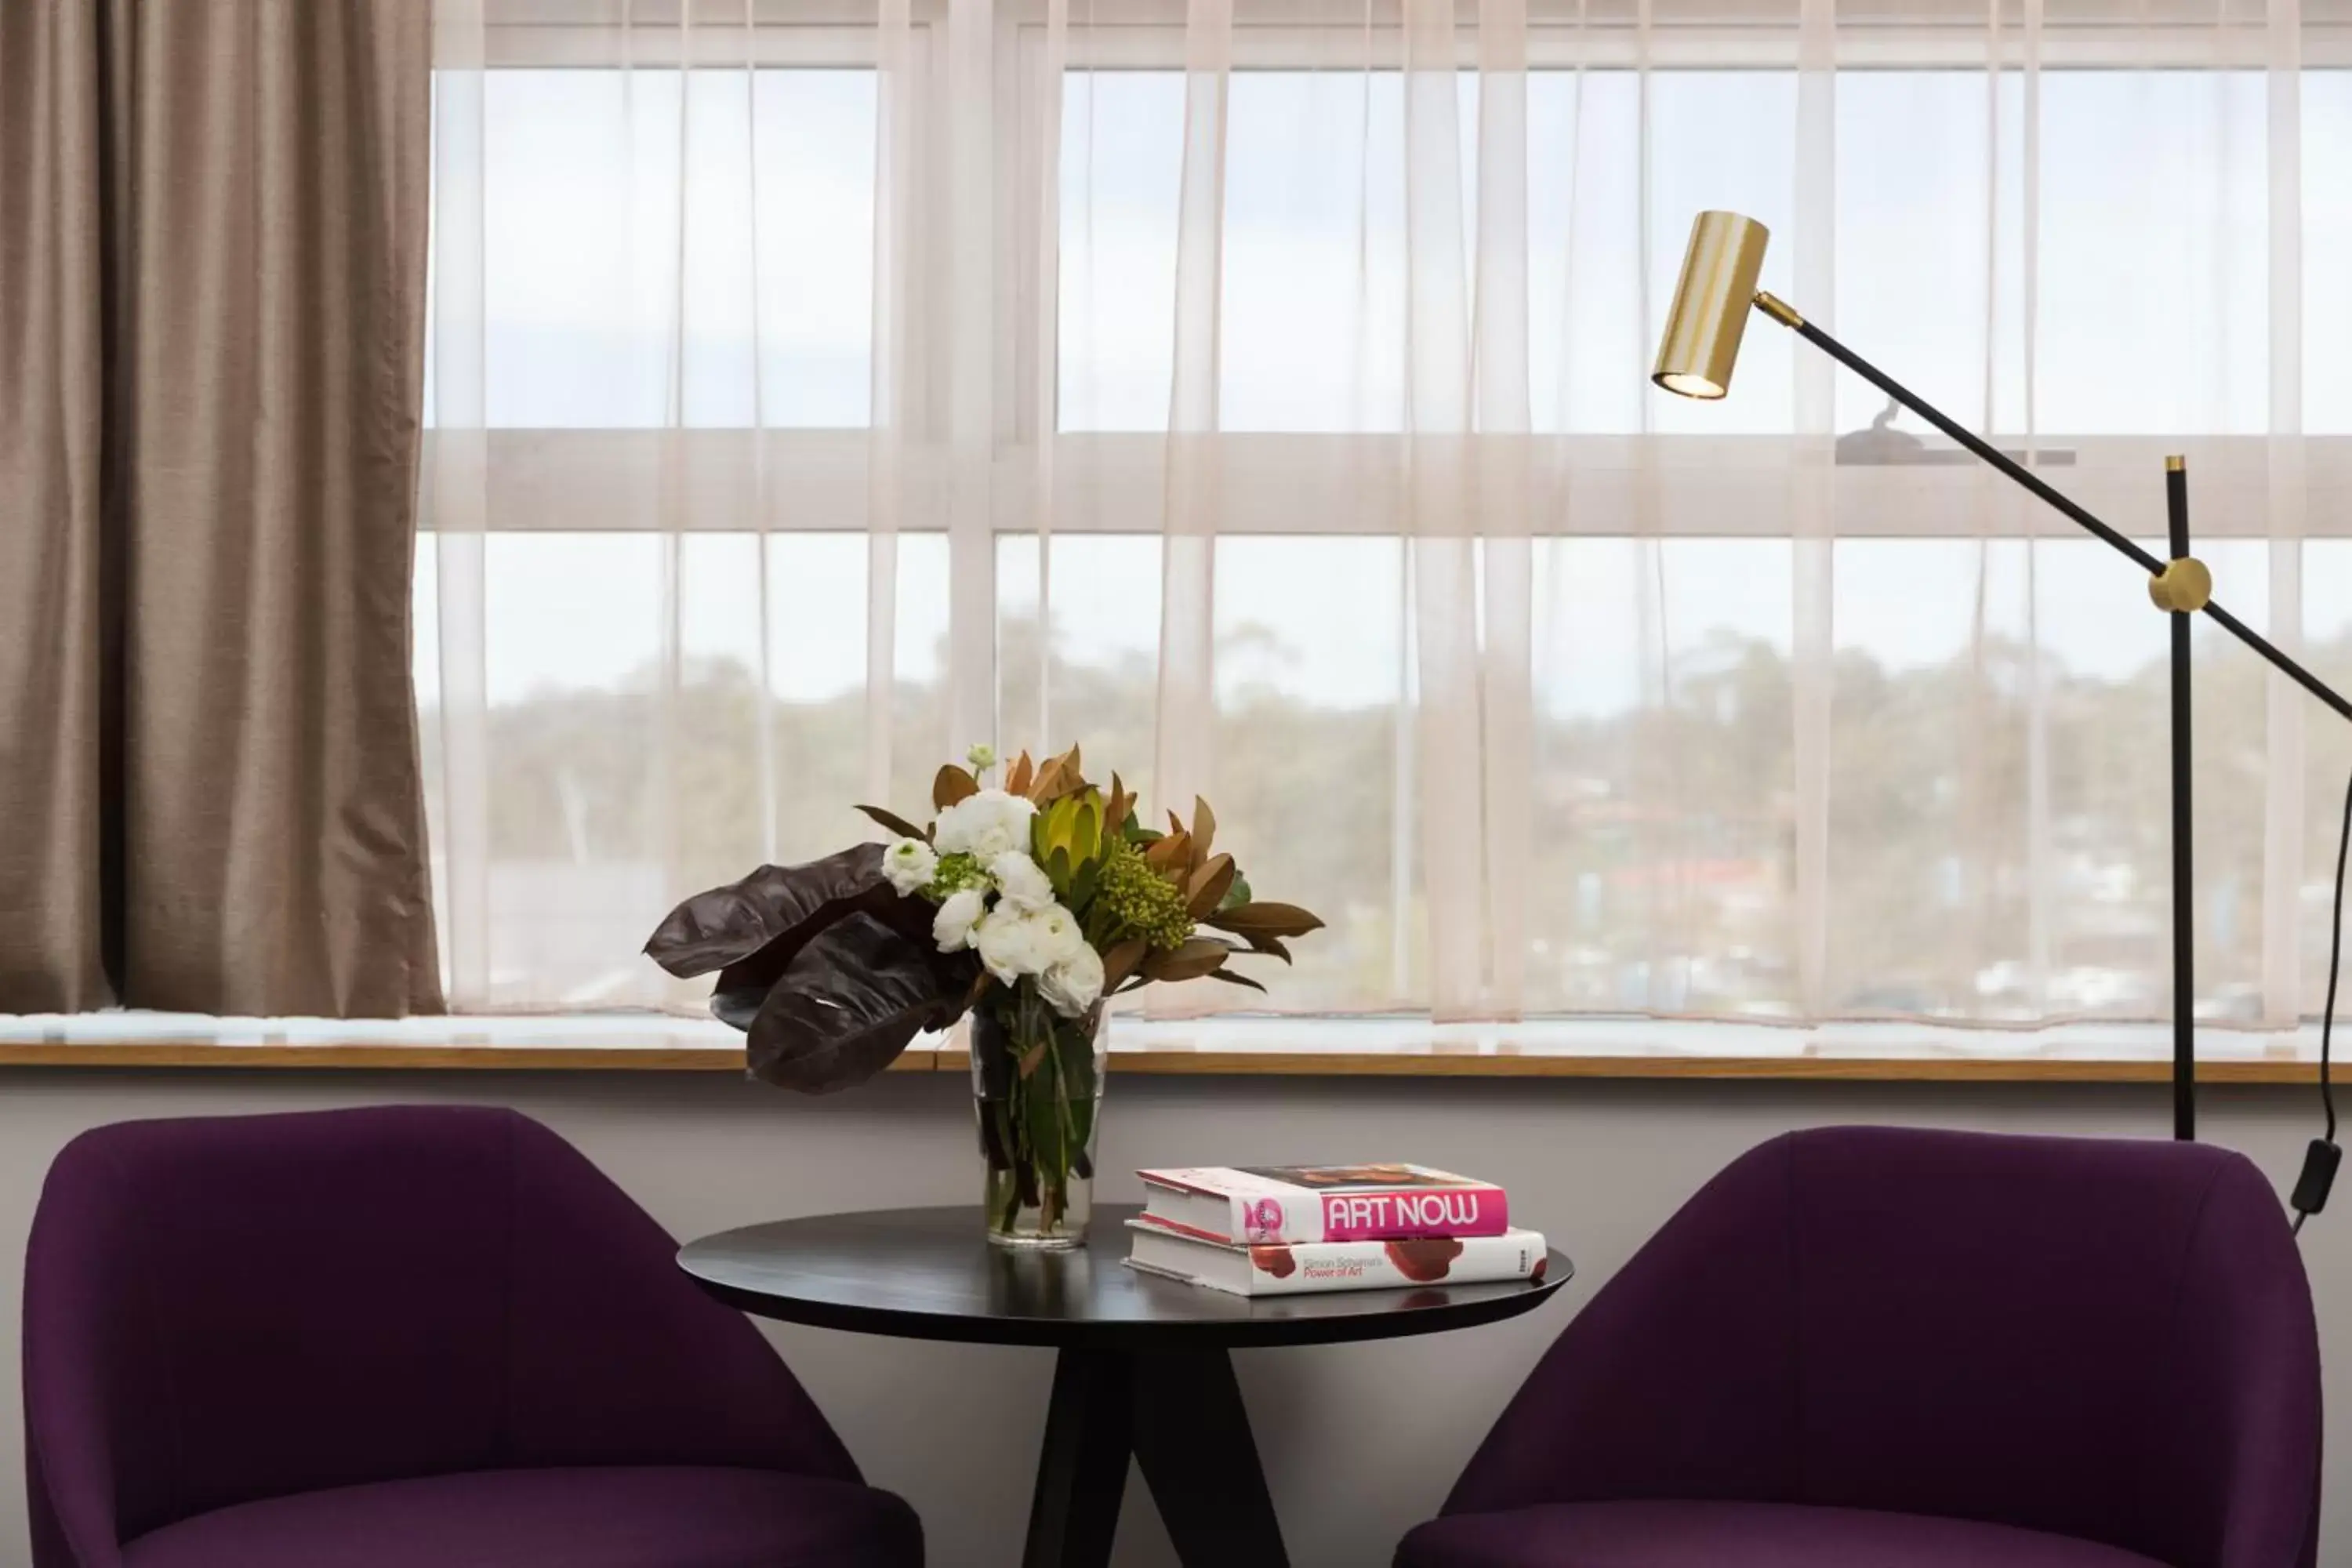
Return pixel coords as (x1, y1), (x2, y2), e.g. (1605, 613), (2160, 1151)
(1138, 1163), (1510, 1244)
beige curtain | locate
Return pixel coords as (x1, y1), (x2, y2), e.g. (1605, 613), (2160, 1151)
(0, 0), (442, 1016)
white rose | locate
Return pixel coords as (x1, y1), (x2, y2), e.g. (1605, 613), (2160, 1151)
(974, 906), (1048, 985)
(1038, 942), (1105, 1018)
(883, 837), (939, 895)
(932, 887), (988, 953)
(934, 789), (1036, 862)
(1025, 903), (1087, 967)
(989, 851), (1055, 913)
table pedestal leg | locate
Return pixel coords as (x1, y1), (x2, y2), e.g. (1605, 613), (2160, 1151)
(1020, 1347), (1291, 1568)
(1023, 1348), (1132, 1568)
(1131, 1349), (1291, 1568)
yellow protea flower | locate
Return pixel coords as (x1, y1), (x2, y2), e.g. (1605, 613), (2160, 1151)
(1036, 789), (1103, 866)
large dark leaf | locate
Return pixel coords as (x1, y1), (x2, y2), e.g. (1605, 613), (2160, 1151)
(645, 844), (886, 977)
(748, 914), (980, 1093)
(645, 844), (942, 1029)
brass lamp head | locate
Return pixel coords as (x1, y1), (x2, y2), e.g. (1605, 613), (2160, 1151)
(1652, 211), (1773, 399)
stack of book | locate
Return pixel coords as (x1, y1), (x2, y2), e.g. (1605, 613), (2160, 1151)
(1125, 1163), (1547, 1297)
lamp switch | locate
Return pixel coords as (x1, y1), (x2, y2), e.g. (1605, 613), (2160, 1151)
(2291, 1138), (2340, 1220)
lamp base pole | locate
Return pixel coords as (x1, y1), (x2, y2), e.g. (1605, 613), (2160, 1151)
(1752, 294), (2291, 1144)
(2167, 456), (2195, 1142)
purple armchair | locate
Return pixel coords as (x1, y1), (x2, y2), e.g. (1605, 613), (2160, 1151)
(1400, 1127), (2321, 1568)
(23, 1105), (921, 1567)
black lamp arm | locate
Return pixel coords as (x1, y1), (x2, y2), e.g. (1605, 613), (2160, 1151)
(1762, 299), (2352, 728)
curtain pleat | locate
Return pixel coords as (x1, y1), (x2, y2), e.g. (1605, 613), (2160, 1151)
(0, 0), (107, 1011)
(1143, 0), (1232, 1018)
(2264, 0), (2307, 1025)
(868, 0), (914, 810)
(1478, 0), (1535, 1018)
(1153, 0), (1231, 822)
(430, 0), (491, 1010)
(1402, 0), (1481, 1019)
(1791, 0), (1835, 1017)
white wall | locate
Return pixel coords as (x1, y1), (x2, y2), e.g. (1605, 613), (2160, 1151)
(1, 1069), (2344, 1567)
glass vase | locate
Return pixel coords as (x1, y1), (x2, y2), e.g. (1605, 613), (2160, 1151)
(971, 986), (1108, 1249)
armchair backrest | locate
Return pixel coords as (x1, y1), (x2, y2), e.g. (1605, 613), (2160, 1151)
(24, 1105), (855, 1558)
(1445, 1127), (2321, 1568)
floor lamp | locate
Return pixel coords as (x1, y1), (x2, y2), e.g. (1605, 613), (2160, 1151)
(1653, 211), (2347, 1214)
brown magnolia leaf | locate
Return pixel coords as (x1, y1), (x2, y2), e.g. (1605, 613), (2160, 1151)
(1033, 745), (1091, 804)
(1005, 751), (1036, 797)
(1206, 933), (1292, 965)
(1203, 900), (1324, 940)
(1186, 854), (1236, 919)
(1017, 1040), (1048, 1080)
(1190, 796), (1217, 866)
(1143, 936), (1237, 983)
(1144, 829), (1192, 874)
(1203, 968), (1269, 993)
(934, 764), (979, 812)
(1101, 938), (1150, 993)
(857, 804), (932, 843)
(1036, 771), (1090, 806)
(1105, 773), (1132, 833)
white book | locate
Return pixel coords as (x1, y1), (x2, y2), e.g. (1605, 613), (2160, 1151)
(1123, 1217), (1550, 1298)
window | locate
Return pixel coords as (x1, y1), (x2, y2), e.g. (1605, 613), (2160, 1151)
(415, 1), (2352, 1061)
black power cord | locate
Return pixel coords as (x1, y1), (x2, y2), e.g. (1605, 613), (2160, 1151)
(2290, 768), (2351, 1236)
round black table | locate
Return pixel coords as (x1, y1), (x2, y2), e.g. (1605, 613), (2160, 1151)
(679, 1203), (1570, 1568)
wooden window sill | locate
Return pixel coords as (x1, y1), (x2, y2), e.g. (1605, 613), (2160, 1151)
(0, 1024), (2331, 1083)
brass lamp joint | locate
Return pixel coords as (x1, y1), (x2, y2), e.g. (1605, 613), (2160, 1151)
(1754, 292), (1803, 329)
(2150, 557), (2213, 614)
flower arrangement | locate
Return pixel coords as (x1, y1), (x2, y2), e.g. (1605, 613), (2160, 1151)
(644, 743), (1323, 1243)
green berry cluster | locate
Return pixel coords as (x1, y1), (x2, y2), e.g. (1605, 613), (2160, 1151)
(1094, 838), (1194, 949)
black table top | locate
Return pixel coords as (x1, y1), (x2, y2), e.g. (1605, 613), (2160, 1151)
(678, 1204), (1572, 1351)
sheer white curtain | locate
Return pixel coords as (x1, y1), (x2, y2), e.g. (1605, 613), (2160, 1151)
(420, 0), (2352, 1035)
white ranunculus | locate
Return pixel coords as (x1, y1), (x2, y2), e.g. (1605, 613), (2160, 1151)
(1038, 942), (1106, 1018)
(932, 887), (989, 953)
(883, 837), (940, 895)
(1026, 902), (1087, 966)
(933, 789), (1036, 862)
(989, 851), (1055, 913)
(973, 906), (1049, 985)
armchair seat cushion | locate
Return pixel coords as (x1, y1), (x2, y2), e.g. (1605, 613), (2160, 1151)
(1396, 1499), (2172, 1568)
(119, 1465), (921, 1568)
